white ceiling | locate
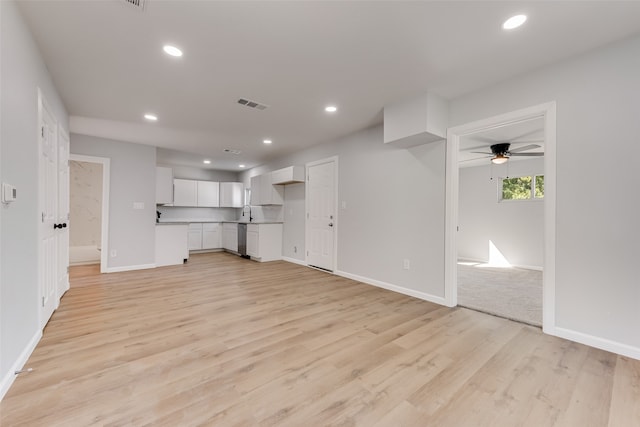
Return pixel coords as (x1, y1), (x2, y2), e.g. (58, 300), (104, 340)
(459, 117), (544, 168)
(17, 1), (640, 171)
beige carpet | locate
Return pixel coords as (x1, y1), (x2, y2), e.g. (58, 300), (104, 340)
(457, 262), (542, 326)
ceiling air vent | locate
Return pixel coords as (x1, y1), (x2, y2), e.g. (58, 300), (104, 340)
(237, 98), (269, 111)
(223, 149), (242, 155)
(121, 0), (145, 11)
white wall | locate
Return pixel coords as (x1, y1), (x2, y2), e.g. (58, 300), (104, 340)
(71, 134), (156, 271)
(450, 34), (640, 353)
(458, 158), (544, 269)
(242, 125), (447, 301)
(0, 0), (68, 396)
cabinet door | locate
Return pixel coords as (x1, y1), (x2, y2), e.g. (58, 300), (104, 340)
(202, 223), (221, 249)
(188, 223), (203, 250)
(197, 181), (219, 207)
(250, 175), (261, 205)
(156, 167), (173, 204)
(222, 223), (238, 251)
(173, 179), (197, 207)
(247, 229), (259, 257)
(220, 182), (244, 208)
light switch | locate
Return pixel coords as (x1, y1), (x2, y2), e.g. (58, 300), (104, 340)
(133, 202), (145, 210)
(341, 201), (347, 210)
(1, 183), (17, 203)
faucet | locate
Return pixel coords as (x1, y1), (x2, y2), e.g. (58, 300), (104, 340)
(242, 204), (253, 222)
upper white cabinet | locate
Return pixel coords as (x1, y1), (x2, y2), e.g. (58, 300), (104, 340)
(220, 182), (244, 208)
(173, 179), (198, 207)
(271, 166), (305, 185)
(196, 181), (219, 207)
(156, 167), (174, 205)
(251, 173), (283, 206)
(173, 179), (220, 207)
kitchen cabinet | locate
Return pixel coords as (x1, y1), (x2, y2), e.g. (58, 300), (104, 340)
(250, 173), (283, 206)
(271, 166), (305, 184)
(173, 179), (197, 207)
(155, 224), (188, 266)
(246, 223), (282, 262)
(188, 223), (221, 250)
(196, 181), (219, 207)
(222, 222), (238, 252)
(156, 167), (173, 205)
(173, 179), (220, 207)
(220, 182), (244, 208)
(202, 223), (221, 249)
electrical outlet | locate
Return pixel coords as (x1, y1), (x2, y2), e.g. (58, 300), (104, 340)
(403, 259), (410, 270)
(110, 250), (117, 258)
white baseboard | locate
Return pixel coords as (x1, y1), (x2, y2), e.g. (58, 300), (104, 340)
(105, 263), (156, 273)
(335, 270), (447, 306)
(1, 329), (42, 401)
(282, 256), (307, 266)
(551, 326), (640, 361)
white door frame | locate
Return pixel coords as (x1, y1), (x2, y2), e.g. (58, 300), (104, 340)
(445, 102), (557, 333)
(305, 156), (339, 272)
(69, 154), (111, 274)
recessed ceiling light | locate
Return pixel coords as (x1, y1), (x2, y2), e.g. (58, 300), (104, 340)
(263, 139), (272, 144)
(325, 106), (337, 113)
(239, 164), (246, 168)
(144, 113), (158, 121)
(203, 160), (211, 164)
(502, 14), (527, 30)
(163, 45), (183, 57)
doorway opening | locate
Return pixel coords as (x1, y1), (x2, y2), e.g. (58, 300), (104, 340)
(445, 102), (556, 333)
(68, 154), (110, 273)
(457, 117), (544, 326)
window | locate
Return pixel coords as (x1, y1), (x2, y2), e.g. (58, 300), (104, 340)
(500, 175), (544, 201)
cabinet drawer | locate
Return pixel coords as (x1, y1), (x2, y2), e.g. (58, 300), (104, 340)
(203, 222), (219, 231)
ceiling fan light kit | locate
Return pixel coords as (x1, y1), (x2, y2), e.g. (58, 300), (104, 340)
(491, 154), (509, 164)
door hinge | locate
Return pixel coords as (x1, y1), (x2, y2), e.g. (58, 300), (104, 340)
(41, 127), (44, 138)
(42, 212), (45, 223)
(42, 296), (45, 307)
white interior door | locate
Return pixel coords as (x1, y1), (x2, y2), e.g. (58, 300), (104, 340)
(306, 158), (336, 271)
(39, 92), (58, 328)
(57, 129), (70, 297)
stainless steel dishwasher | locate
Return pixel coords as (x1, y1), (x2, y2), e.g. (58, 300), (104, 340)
(237, 223), (249, 258)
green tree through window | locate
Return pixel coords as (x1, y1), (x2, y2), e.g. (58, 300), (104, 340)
(500, 175), (544, 201)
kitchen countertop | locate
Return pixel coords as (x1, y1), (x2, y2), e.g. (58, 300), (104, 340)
(157, 219), (283, 225)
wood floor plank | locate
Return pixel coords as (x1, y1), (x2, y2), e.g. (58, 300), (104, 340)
(1, 252), (638, 426)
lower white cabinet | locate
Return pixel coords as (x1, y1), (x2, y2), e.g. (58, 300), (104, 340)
(222, 222), (238, 252)
(246, 223), (282, 262)
(188, 223), (221, 250)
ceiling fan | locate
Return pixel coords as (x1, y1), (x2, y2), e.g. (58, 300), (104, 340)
(472, 143), (543, 164)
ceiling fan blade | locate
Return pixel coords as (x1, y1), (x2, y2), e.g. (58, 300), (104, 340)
(510, 144), (541, 153)
(470, 151), (493, 155)
(509, 152), (544, 156)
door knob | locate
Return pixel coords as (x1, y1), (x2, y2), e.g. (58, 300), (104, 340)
(62, 223), (67, 228)
(54, 223), (60, 229)
(328, 222), (333, 227)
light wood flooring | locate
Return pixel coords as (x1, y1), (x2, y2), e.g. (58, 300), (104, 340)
(1, 252), (639, 426)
